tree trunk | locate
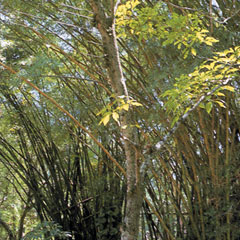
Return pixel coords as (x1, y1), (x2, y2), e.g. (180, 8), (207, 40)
(89, 1), (143, 239)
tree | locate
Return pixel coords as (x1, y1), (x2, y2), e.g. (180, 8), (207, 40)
(89, 1), (144, 239)
(0, 0), (239, 239)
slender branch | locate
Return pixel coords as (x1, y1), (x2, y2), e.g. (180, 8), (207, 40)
(59, 9), (93, 19)
(40, 75), (100, 80)
(60, 3), (93, 14)
(162, 1), (240, 25)
(162, 1), (197, 11)
(215, 9), (240, 24)
(114, 0), (121, 16)
(15, 10), (92, 20)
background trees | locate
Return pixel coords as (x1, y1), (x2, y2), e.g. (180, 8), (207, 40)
(0, 0), (239, 239)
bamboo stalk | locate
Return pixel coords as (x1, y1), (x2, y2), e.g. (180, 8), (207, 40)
(225, 97), (230, 240)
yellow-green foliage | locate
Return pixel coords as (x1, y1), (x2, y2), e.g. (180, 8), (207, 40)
(116, 2), (218, 58)
(97, 96), (142, 126)
(162, 46), (240, 126)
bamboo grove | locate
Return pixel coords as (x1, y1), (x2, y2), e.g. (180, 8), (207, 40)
(0, 0), (239, 239)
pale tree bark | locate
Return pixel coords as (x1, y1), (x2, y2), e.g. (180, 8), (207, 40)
(89, 1), (143, 239)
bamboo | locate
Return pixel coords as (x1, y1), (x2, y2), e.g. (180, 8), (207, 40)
(0, 61), (126, 176)
(225, 97), (230, 240)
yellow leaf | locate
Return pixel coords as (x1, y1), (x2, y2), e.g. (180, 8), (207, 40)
(215, 74), (223, 79)
(99, 114), (111, 126)
(131, 102), (143, 106)
(122, 104), (129, 111)
(227, 68), (239, 73)
(96, 110), (103, 116)
(125, 2), (131, 9)
(191, 48), (197, 56)
(216, 92), (225, 97)
(215, 100), (225, 108)
(131, 0), (140, 9)
(206, 37), (219, 43)
(201, 29), (209, 33)
(205, 41), (213, 46)
(184, 107), (191, 114)
(112, 112), (119, 122)
(222, 85), (235, 92)
(209, 61), (215, 69)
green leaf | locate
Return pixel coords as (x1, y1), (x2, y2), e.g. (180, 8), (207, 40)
(96, 107), (107, 116)
(171, 115), (179, 128)
(183, 50), (189, 59)
(199, 102), (205, 109)
(206, 102), (213, 114)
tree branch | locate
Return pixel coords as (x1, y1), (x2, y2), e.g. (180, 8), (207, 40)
(0, 217), (16, 240)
